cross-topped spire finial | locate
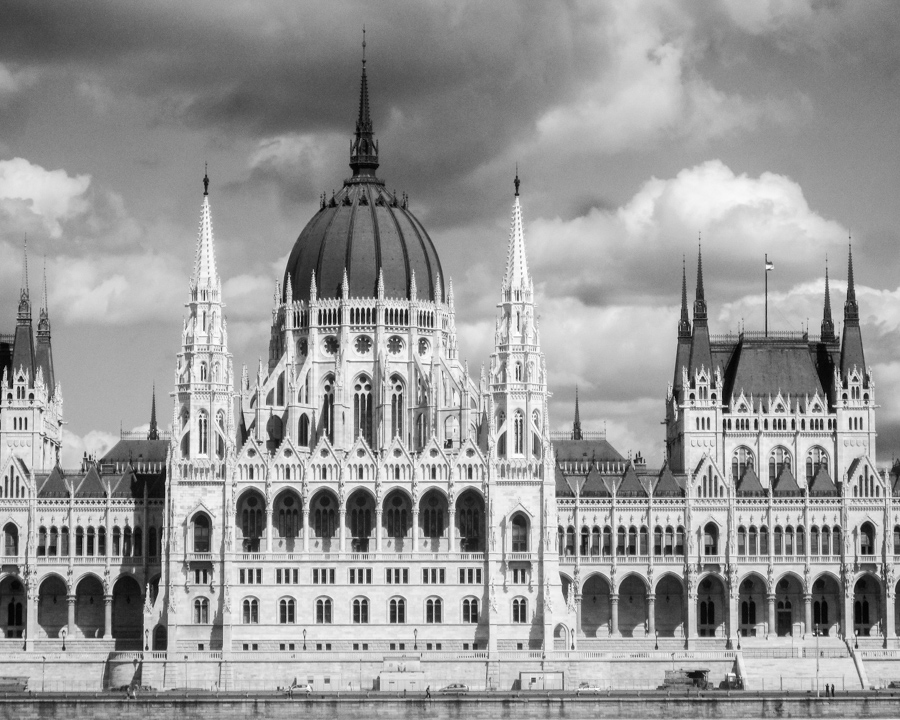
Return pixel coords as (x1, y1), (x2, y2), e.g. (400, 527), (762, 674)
(514, 164), (520, 197)
(203, 163), (209, 196)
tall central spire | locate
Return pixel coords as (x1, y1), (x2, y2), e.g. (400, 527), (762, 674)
(18, 236), (30, 324)
(149, 383), (159, 441)
(573, 386), (583, 440)
(693, 243), (707, 323)
(349, 28), (379, 178)
(845, 243), (859, 323)
(192, 169), (219, 290)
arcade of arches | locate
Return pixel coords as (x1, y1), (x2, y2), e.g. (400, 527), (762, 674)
(561, 570), (896, 644)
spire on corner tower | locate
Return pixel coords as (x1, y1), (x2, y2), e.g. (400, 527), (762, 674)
(192, 169), (219, 291)
(18, 236), (31, 323)
(678, 255), (691, 338)
(350, 27), (379, 178)
(840, 243), (866, 378)
(503, 173), (531, 291)
(821, 260), (835, 342)
(149, 383), (159, 440)
(693, 242), (707, 323)
(573, 386), (583, 440)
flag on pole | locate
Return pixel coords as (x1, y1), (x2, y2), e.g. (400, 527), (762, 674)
(765, 259), (774, 271)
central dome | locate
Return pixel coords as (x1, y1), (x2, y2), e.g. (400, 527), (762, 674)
(283, 59), (444, 303)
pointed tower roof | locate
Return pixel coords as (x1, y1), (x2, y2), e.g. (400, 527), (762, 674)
(678, 255), (691, 338)
(654, 462), (684, 497)
(192, 168), (218, 288)
(12, 237), (35, 384)
(17, 236), (31, 324)
(821, 261), (835, 342)
(618, 462), (647, 497)
(573, 386), (582, 440)
(772, 464), (801, 496)
(840, 243), (866, 378)
(148, 383), (159, 441)
(349, 28), (379, 179)
(808, 465), (837, 496)
(34, 256), (55, 394)
(688, 243), (712, 376)
(504, 171), (530, 289)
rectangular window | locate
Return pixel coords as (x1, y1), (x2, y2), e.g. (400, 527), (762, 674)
(239, 568), (262, 584)
(313, 568), (336, 584)
(512, 568), (528, 584)
(386, 568), (409, 584)
(194, 569), (210, 585)
(459, 568), (482, 584)
(422, 568), (446, 584)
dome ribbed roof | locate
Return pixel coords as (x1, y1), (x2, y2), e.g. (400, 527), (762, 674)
(283, 51), (444, 303)
(284, 182), (444, 302)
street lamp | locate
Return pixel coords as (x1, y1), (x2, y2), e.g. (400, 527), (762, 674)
(61, 627), (67, 652)
(41, 656), (45, 693)
(655, 630), (658, 650)
(145, 628), (150, 652)
(854, 629), (859, 650)
(302, 628), (307, 651)
(413, 628), (418, 651)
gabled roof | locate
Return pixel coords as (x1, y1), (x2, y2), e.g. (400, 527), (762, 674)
(38, 465), (69, 498)
(618, 463), (646, 497)
(555, 465), (574, 497)
(581, 465), (611, 497)
(74, 465), (106, 498)
(808, 465), (837, 496)
(101, 438), (169, 465)
(654, 463), (684, 497)
(736, 466), (765, 496)
(772, 465), (801, 496)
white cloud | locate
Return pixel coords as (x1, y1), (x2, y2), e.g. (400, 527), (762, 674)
(60, 428), (118, 469)
(0, 158), (91, 238)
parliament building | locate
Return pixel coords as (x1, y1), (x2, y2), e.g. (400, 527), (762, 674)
(0, 54), (897, 691)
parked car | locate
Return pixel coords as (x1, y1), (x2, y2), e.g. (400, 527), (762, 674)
(438, 683), (468, 693)
(284, 683), (313, 696)
(576, 682), (603, 694)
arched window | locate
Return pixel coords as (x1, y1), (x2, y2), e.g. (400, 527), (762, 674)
(389, 598), (406, 624)
(353, 598), (369, 624)
(732, 447), (754, 480)
(737, 526), (747, 555)
(198, 410), (209, 456)
(785, 526), (794, 555)
(603, 526), (613, 556)
(639, 526), (649, 555)
(511, 514), (528, 552)
(2, 523), (18, 557)
(149, 527), (157, 557)
(322, 375), (335, 443)
(313, 495), (337, 539)
(353, 375), (373, 446)
(216, 410), (226, 459)
(193, 514), (210, 553)
(133, 527), (143, 557)
(427, 598), (443, 623)
(279, 598), (295, 624)
(37, 526), (46, 557)
(796, 526), (805, 555)
(193, 598), (209, 624)
(422, 502), (443, 539)
(860, 522), (875, 555)
(512, 597), (528, 623)
(806, 447), (828, 482)
(316, 597), (332, 624)
(86, 526), (95, 556)
(627, 526), (638, 556)
(774, 526), (783, 555)
(391, 375), (404, 440)
(385, 497), (409, 539)
(123, 526), (133, 556)
(749, 526), (758, 555)
(462, 597), (478, 623)
(654, 526), (663, 556)
(49, 526), (58, 557)
(768, 447), (791, 482)
(98, 527), (106, 556)
(298, 414), (310, 446)
(75, 526), (84, 556)
(513, 411), (524, 455)
(894, 525), (900, 556)
(242, 598), (259, 624)
(240, 494), (264, 551)
(617, 526), (626, 555)
(759, 526), (769, 554)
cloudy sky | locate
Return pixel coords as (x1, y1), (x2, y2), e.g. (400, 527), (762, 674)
(1, 1), (899, 467)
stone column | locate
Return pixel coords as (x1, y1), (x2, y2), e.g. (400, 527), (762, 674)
(412, 509), (419, 550)
(686, 590), (697, 643)
(610, 594), (620, 637)
(302, 509), (310, 552)
(767, 594), (776, 637)
(104, 595), (113, 639)
(648, 593), (656, 637)
(339, 509), (346, 553)
(574, 594), (582, 649)
(885, 587), (895, 644)
(266, 509), (273, 553)
(25, 589), (37, 652)
(728, 591), (739, 643)
(804, 593), (813, 637)
(67, 594), (76, 637)
(448, 510), (456, 553)
(376, 510), (383, 552)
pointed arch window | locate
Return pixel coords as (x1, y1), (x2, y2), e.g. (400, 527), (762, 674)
(193, 514), (210, 553)
(511, 514), (528, 552)
(389, 597), (406, 624)
(354, 375), (373, 446)
(298, 414), (310, 446)
(198, 410), (209, 456)
(513, 411), (524, 455)
(732, 447), (754, 481)
(427, 597), (443, 623)
(216, 410), (226, 459)
(322, 375), (335, 444)
(768, 447), (791, 482)
(806, 447), (828, 483)
(390, 375), (404, 440)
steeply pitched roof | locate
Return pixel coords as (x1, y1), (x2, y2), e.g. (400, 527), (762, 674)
(808, 465), (837, 496)
(618, 463), (646, 497)
(772, 465), (802, 496)
(101, 438), (169, 465)
(37, 466), (69, 498)
(74, 465), (106, 498)
(581, 465), (611, 497)
(654, 463), (684, 497)
(555, 438), (625, 464)
(736, 466), (765, 496)
(724, 339), (825, 401)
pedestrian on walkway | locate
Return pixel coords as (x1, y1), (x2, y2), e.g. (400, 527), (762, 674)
(426, 685), (431, 700)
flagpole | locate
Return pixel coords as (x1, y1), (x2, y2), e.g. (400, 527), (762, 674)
(765, 253), (768, 337)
